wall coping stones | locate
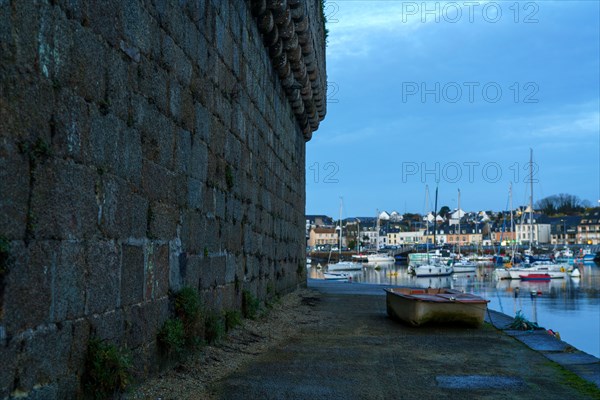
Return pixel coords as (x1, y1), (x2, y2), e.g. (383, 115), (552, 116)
(250, 0), (327, 141)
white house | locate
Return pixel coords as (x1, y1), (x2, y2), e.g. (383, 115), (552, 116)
(448, 208), (466, 225)
(515, 214), (551, 244)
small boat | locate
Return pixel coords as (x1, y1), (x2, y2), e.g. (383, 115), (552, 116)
(408, 263), (453, 277)
(384, 287), (489, 327)
(519, 273), (551, 281)
(327, 261), (362, 271)
(351, 254), (368, 262)
(494, 267), (512, 280)
(367, 253), (395, 263)
(448, 258), (477, 273)
(323, 272), (351, 281)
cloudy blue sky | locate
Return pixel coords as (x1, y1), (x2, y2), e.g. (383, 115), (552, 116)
(306, 1), (600, 219)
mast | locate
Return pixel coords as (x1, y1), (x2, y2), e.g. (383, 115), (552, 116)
(339, 197), (343, 259)
(509, 182), (514, 262)
(433, 185), (438, 248)
(529, 149), (534, 249)
(457, 188), (461, 256)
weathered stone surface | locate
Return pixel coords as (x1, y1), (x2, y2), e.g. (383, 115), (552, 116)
(85, 240), (120, 314)
(121, 243), (144, 307)
(3, 241), (54, 332)
(0, 0), (324, 396)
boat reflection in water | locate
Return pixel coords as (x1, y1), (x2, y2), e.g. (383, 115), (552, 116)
(307, 261), (600, 358)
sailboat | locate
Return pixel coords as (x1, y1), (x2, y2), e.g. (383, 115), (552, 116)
(450, 189), (477, 273)
(408, 186), (453, 277)
(502, 150), (569, 280)
(494, 184), (515, 280)
(328, 198), (361, 271)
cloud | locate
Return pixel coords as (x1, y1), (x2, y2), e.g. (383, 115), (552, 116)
(326, 1), (491, 59)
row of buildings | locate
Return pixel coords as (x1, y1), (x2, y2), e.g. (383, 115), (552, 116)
(306, 208), (600, 250)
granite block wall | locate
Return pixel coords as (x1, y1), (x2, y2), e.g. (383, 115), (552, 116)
(0, 0), (326, 397)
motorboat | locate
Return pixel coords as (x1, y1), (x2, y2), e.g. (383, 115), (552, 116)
(323, 272), (351, 281)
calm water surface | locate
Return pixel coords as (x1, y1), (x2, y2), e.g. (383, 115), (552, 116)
(309, 262), (600, 358)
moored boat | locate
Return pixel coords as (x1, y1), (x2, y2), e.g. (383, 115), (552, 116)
(367, 253), (395, 263)
(327, 261), (362, 271)
(384, 287), (489, 327)
(519, 273), (551, 281)
(449, 258), (477, 273)
(408, 263), (453, 277)
(323, 272), (351, 280)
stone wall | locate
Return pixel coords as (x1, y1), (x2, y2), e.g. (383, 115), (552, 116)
(0, 0), (326, 397)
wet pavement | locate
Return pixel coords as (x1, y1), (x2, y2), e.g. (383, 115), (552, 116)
(211, 280), (600, 399)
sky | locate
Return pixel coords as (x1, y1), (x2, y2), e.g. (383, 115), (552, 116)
(305, 1), (600, 219)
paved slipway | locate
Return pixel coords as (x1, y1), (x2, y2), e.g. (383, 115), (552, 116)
(211, 280), (600, 400)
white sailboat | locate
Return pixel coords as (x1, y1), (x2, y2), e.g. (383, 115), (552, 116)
(494, 184), (514, 280)
(328, 197), (361, 271)
(408, 186), (453, 277)
(451, 189), (477, 273)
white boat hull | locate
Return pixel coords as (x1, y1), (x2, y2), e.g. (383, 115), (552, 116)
(494, 268), (511, 280)
(327, 261), (362, 271)
(367, 255), (395, 263)
(508, 268), (567, 280)
(409, 264), (454, 277)
(323, 272), (351, 280)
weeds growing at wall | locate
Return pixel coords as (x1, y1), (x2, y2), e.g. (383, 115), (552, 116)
(204, 312), (225, 344)
(242, 290), (260, 319)
(224, 310), (242, 332)
(83, 338), (131, 399)
(157, 318), (186, 356)
(174, 287), (202, 347)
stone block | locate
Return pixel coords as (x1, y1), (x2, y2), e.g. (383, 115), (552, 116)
(190, 137), (208, 183)
(137, 61), (169, 114)
(85, 0), (123, 48)
(52, 241), (86, 321)
(148, 202), (179, 240)
(97, 175), (148, 240)
(51, 89), (88, 163)
(105, 48), (130, 122)
(0, 148), (29, 239)
(64, 317), (90, 374)
(67, 25), (106, 103)
(141, 159), (176, 203)
(187, 177), (203, 210)
(119, 0), (156, 56)
(13, 323), (71, 394)
(0, 330), (17, 398)
(168, 79), (182, 122)
(89, 308), (124, 343)
(85, 240), (120, 314)
(140, 107), (174, 168)
(174, 129), (192, 175)
(3, 240), (53, 332)
(194, 102), (211, 142)
(180, 209), (206, 254)
(161, 33), (192, 86)
(180, 87), (195, 132)
(184, 254), (204, 290)
(203, 216), (219, 252)
(153, 244), (170, 298)
(124, 303), (150, 349)
(121, 244), (144, 306)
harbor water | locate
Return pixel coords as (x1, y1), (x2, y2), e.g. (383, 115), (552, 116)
(308, 262), (600, 358)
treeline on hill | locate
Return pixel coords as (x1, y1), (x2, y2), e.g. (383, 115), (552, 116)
(535, 193), (591, 216)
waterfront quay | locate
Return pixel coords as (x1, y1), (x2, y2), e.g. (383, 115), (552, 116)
(210, 280), (599, 399)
